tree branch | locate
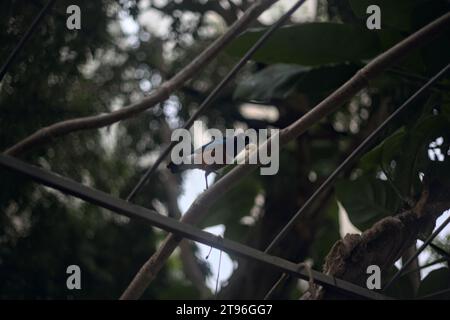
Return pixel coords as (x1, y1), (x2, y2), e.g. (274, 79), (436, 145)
(316, 182), (450, 299)
(3, 0), (278, 157)
(159, 123), (211, 298)
(162, 169), (211, 298)
(119, 12), (450, 299)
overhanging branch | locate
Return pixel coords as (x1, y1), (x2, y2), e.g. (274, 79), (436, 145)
(3, 0), (278, 157)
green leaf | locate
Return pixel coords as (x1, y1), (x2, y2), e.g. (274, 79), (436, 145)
(360, 127), (406, 172)
(417, 268), (450, 299)
(233, 63), (359, 103)
(394, 115), (449, 195)
(234, 64), (309, 102)
(360, 113), (450, 197)
(336, 175), (402, 231)
(227, 23), (380, 66)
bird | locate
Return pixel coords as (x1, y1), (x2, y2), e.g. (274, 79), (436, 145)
(167, 133), (251, 189)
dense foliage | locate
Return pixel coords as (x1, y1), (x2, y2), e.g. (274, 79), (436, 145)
(0, 0), (449, 299)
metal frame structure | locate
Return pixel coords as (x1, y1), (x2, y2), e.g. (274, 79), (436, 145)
(263, 63), (450, 298)
(1, 0), (449, 301)
(0, 154), (389, 300)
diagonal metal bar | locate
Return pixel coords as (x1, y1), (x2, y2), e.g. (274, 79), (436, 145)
(126, 0), (307, 201)
(417, 287), (450, 300)
(383, 214), (450, 291)
(0, 0), (56, 82)
(264, 273), (289, 299)
(263, 63), (450, 299)
(0, 154), (391, 300)
(120, 13), (450, 299)
(429, 242), (450, 261)
(265, 63), (450, 254)
(400, 257), (447, 277)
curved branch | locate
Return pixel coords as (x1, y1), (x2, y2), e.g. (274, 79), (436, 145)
(119, 12), (450, 299)
(3, 0), (278, 157)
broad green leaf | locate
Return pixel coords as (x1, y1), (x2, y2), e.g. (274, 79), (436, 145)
(394, 115), (450, 195)
(234, 64), (310, 102)
(412, 114), (449, 139)
(227, 23), (380, 66)
(360, 127), (406, 172)
(233, 63), (359, 103)
(359, 113), (450, 198)
(417, 267), (450, 299)
(336, 175), (402, 231)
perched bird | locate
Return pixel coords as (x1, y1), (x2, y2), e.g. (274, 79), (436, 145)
(167, 134), (251, 189)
